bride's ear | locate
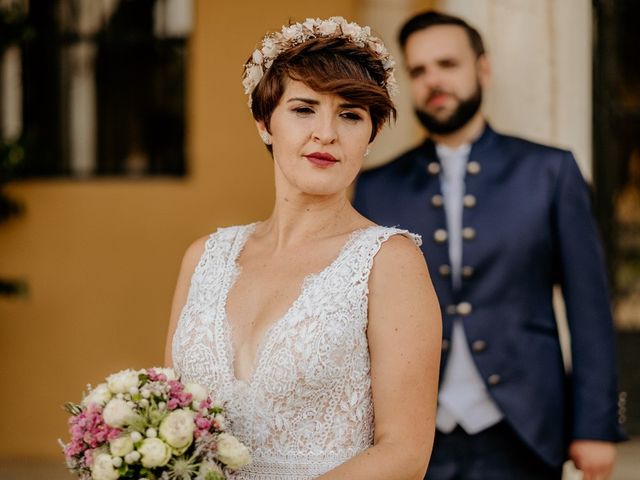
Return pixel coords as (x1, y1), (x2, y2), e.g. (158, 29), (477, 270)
(256, 121), (272, 145)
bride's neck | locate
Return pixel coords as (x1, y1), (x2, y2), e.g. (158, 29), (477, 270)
(261, 192), (355, 248)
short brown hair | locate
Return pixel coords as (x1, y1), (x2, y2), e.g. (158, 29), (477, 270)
(399, 10), (485, 58)
(250, 36), (396, 147)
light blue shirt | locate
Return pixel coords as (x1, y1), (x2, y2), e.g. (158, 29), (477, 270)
(435, 143), (503, 434)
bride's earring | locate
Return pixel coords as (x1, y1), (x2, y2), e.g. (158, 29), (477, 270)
(260, 131), (272, 145)
(364, 146), (371, 157)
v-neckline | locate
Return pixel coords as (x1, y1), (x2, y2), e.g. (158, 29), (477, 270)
(220, 223), (377, 386)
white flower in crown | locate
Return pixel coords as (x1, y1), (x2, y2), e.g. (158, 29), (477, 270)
(318, 19), (339, 36)
(368, 39), (385, 55)
(302, 18), (317, 32)
(251, 49), (263, 64)
(242, 16), (398, 108)
(243, 64), (263, 94)
(261, 37), (278, 57)
(281, 24), (300, 41)
(385, 71), (399, 96)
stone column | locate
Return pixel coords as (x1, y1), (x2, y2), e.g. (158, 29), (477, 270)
(439, 0), (593, 179)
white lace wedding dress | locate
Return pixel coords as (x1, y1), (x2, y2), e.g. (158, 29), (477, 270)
(171, 223), (420, 479)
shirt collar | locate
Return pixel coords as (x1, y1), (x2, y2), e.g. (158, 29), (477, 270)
(436, 143), (471, 180)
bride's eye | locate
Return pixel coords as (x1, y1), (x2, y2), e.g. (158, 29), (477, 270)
(340, 111), (363, 122)
(293, 106), (315, 116)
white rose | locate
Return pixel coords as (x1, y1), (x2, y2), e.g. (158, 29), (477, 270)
(159, 409), (195, 449)
(124, 451), (140, 464)
(102, 398), (137, 428)
(215, 433), (251, 470)
(110, 435), (134, 457)
(318, 20), (338, 36)
(82, 383), (112, 408)
(137, 438), (172, 468)
(184, 383), (209, 403)
(91, 453), (120, 480)
(107, 369), (141, 394)
(197, 461), (225, 480)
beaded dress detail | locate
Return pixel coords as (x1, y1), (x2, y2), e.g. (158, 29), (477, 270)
(172, 224), (421, 479)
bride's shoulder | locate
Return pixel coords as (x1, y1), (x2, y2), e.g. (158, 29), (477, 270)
(363, 225), (422, 251)
(180, 223), (252, 270)
(365, 226), (427, 282)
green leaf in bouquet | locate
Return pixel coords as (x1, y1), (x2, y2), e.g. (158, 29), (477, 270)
(139, 466), (158, 479)
(148, 406), (170, 427)
(63, 402), (83, 416)
(117, 462), (130, 476)
(138, 372), (151, 389)
(197, 461), (226, 480)
(129, 414), (149, 432)
(203, 470), (226, 480)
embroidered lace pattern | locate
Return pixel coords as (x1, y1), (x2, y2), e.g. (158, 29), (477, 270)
(172, 224), (421, 479)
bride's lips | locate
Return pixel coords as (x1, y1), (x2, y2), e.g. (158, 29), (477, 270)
(304, 152), (339, 168)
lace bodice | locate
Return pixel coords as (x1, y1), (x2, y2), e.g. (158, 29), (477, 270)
(172, 224), (421, 479)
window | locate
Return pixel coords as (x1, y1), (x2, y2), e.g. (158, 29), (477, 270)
(0, 0), (192, 178)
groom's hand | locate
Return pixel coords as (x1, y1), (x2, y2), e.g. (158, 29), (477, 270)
(569, 440), (616, 480)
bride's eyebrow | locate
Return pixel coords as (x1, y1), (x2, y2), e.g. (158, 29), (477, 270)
(339, 102), (366, 111)
(286, 97), (319, 105)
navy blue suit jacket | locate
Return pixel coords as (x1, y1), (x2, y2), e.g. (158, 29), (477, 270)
(353, 124), (624, 467)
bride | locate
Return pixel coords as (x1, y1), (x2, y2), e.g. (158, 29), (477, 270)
(165, 17), (441, 479)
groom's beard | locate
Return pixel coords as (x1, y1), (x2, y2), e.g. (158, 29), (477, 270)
(414, 83), (483, 135)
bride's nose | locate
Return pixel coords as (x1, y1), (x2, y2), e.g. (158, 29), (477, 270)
(311, 114), (337, 144)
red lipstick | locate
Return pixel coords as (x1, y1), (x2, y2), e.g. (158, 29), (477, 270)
(305, 152), (338, 168)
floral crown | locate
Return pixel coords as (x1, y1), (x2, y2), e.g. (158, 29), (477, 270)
(242, 16), (398, 109)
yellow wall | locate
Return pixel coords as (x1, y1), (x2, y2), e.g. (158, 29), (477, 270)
(0, 0), (358, 460)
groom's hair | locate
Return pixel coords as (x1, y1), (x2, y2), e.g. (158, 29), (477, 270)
(398, 10), (486, 58)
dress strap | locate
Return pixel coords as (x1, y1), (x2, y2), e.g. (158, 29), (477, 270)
(341, 226), (422, 302)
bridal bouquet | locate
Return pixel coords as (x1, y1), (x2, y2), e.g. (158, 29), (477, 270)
(61, 367), (250, 480)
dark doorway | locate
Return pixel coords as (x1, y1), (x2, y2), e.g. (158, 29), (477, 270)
(593, 0), (640, 435)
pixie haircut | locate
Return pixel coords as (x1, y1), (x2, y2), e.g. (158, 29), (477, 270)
(398, 10), (485, 58)
(250, 36), (396, 145)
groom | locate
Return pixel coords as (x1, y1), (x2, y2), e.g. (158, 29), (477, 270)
(354, 10), (624, 480)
